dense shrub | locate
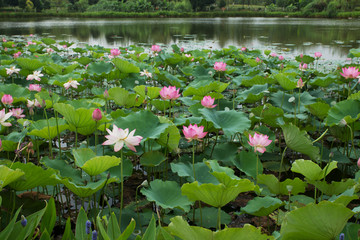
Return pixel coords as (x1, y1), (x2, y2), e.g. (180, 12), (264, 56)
(86, 0), (121, 11)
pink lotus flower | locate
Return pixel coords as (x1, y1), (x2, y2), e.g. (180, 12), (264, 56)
(26, 71), (44, 81)
(92, 108), (102, 121)
(213, 62), (227, 72)
(300, 54), (303, 58)
(270, 52), (277, 57)
(110, 48), (121, 56)
(248, 133), (272, 154)
(256, 57), (261, 63)
(278, 55), (284, 61)
(102, 125), (143, 152)
(1, 94), (13, 105)
(9, 108), (25, 119)
(299, 63), (308, 71)
(241, 47), (247, 51)
(6, 66), (20, 76)
(185, 54), (191, 58)
(314, 52), (322, 58)
(28, 84), (42, 92)
(151, 45), (161, 52)
(201, 96), (217, 108)
(46, 48), (54, 54)
(0, 109), (12, 127)
(340, 67), (360, 79)
(2, 38), (6, 42)
(182, 124), (207, 142)
(26, 41), (36, 46)
(64, 79), (80, 90)
(160, 86), (181, 100)
(180, 47), (184, 52)
(140, 69), (152, 78)
(13, 51), (21, 58)
(297, 78), (304, 89)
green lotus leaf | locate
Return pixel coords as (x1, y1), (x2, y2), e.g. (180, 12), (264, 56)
(275, 73), (298, 90)
(45, 63), (79, 75)
(41, 156), (82, 184)
(328, 188), (358, 206)
(61, 177), (116, 198)
(282, 124), (320, 161)
(291, 159), (337, 181)
(140, 151), (166, 167)
(81, 156), (120, 176)
(157, 71), (183, 88)
(167, 216), (274, 240)
(9, 162), (59, 191)
(157, 119), (181, 150)
(251, 104), (284, 128)
(35, 91), (60, 109)
(325, 99), (360, 126)
(112, 58), (139, 73)
(271, 91), (316, 113)
(108, 158), (133, 180)
(0, 84), (30, 103)
(151, 99), (172, 111)
(348, 91), (360, 100)
(170, 162), (219, 184)
(112, 110), (170, 141)
(233, 151), (263, 179)
(181, 173), (255, 208)
(141, 180), (192, 212)
(280, 201), (354, 240)
(244, 58), (259, 67)
(206, 160), (239, 180)
(199, 108), (251, 136)
(236, 84), (268, 103)
(72, 148), (97, 168)
(16, 57), (44, 71)
(54, 103), (102, 135)
(305, 102), (330, 120)
(76, 56), (92, 66)
(0, 165), (24, 190)
(48, 73), (82, 86)
(108, 87), (144, 108)
(257, 174), (307, 195)
(194, 207), (231, 229)
(309, 75), (337, 87)
(241, 196), (284, 216)
(295, 54), (314, 63)
(147, 86), (161, 99)
(207, 142), (238, 164)
(183, 80), (229, 97)
(312, 179), (356, 196)
(239, 75), (276, 87)
(28, 118), (68, 140)
(87, 61), (113, 76)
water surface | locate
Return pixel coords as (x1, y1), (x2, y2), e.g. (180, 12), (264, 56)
(1, 17), (359, 60)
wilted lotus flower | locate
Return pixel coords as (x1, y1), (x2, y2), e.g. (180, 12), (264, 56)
(213, 62), (227, 72)
(314, 52), (322, 58)
(201, 96), (217, 108)
(9, 108), (25, 119)
(63, 79), (80, 90)
(28, 84), (42, 92)
(26, 70), (44, 81)
(151, 45), (161, 52)
(6, 66), (20, 76)
(1, 94), (13, 105)
(0, 109), (12, 127)
(248, 132), (272, 153)
(92, 108), (102, 121)
(159, 86), (180, 100)
(340, 66), (360, 79)
(103, 125), (143, 152)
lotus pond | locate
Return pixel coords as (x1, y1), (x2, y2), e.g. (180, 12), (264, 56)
(1, 36), (360, 240)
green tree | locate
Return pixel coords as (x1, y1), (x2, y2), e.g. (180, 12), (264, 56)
(189, 0), (216, 11)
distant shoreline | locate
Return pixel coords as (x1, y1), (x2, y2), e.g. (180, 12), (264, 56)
(0, 10), (359, 19)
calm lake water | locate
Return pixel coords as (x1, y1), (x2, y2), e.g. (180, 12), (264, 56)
(1, 17), (360, 60)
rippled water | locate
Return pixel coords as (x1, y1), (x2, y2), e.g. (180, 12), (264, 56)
(1, 17), (359, 60)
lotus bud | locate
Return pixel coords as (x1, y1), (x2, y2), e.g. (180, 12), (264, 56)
(180, 47), (184, 52)
(339, 118), (347, 127)
(286, 185), (293, 194)
(357, 158), (360, 169)
(92, 108), (102, 121)
(1, 94), (13, 105)
(104, 89), (109, 99)
(288, 96), (295, 103)
(141, 180), (149, 187)
(92, 230), (98, 240)
(86, 220), (91, 234)
(329, 152), (334, 159)
(21, 215), (27, 227)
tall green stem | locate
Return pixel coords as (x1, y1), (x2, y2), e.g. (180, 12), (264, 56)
(217, 207), (221, 230)
(43, 108), (53, 158)
(192, 141), (196, 180)
(94, 121), (98, 154)
(278, 146), (288, 182)
(119, 149), (124, 228)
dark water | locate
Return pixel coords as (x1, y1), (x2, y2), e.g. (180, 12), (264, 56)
(1, 17), (360, 60)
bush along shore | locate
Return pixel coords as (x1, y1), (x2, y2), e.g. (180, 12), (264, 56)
(0, 35), (360, 239)
(1, 10), (360, 19)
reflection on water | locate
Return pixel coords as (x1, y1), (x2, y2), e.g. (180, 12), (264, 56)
(1, 17), (359, 59)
